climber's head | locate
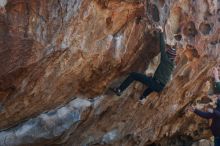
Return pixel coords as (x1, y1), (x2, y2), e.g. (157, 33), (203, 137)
(166, 44), (176, 62)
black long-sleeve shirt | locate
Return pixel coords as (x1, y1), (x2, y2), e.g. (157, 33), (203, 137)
(194, 107), (220, 137)
(153, 32), (175, 85)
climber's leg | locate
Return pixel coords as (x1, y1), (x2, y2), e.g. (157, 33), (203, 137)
(111, 72), (155, 96)
(139, 78), (165, 100)
(111, 72), (138, 96)
(215, 137), (220, 146)
(119, 72), (154, 91)
(140, 87), (153, 100)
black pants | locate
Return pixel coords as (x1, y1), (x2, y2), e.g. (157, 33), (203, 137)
(118, 72), (164, 97)
(215, 137), (220, 146)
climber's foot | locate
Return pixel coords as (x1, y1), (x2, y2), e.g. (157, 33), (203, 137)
(139, 99), (147, 105)
(110, 87), (122, 96)
(139, 95), (147, 105)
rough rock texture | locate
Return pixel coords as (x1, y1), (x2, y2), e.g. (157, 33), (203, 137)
(192, 139), (214, 146)
(0, 0), (219, 145)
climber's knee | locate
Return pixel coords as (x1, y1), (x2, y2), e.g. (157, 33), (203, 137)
(129, 72), (136, 77)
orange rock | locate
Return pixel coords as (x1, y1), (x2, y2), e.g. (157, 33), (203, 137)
(0, 0), (219, 145)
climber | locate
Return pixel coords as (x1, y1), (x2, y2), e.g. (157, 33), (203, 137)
(111, 26), (176, 101)
(187, 67), (220, 146)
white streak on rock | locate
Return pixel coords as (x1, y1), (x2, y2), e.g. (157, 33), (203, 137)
(0, 0), (7, 7)
(0, 98), (93, 146)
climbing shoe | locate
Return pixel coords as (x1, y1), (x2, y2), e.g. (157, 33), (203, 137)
(110, 87), (122, 96)
(139, 95), (146, 100)
(139, 98), (147, 105)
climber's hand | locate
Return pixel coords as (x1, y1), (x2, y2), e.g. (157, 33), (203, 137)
(213, 67), (220, 82)
(213, 67), (219, 76)
(155, 25), (163, 32)
(0, 7), (6, 14)
(186, 106), (195, 112)
(151, 25), (163, 36)
(147, 73), (153, 77)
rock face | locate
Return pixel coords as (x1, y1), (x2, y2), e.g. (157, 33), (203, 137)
(192, 139), (214, 146)
(0, 0), (219, 145)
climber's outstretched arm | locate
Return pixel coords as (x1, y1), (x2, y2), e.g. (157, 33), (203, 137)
(159, 32), (166, 58)
(187, 106), (215, 119)
(155, 26), (166, 60)
(194, 109), (215, 119)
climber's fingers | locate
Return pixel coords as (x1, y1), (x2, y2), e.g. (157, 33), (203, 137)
(155, 25), (163, 32)
(213, 67), (218, 71)
(0, 7), (6, 14)
(213, 67), (219, 76)
(185, 106), (195, 113)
